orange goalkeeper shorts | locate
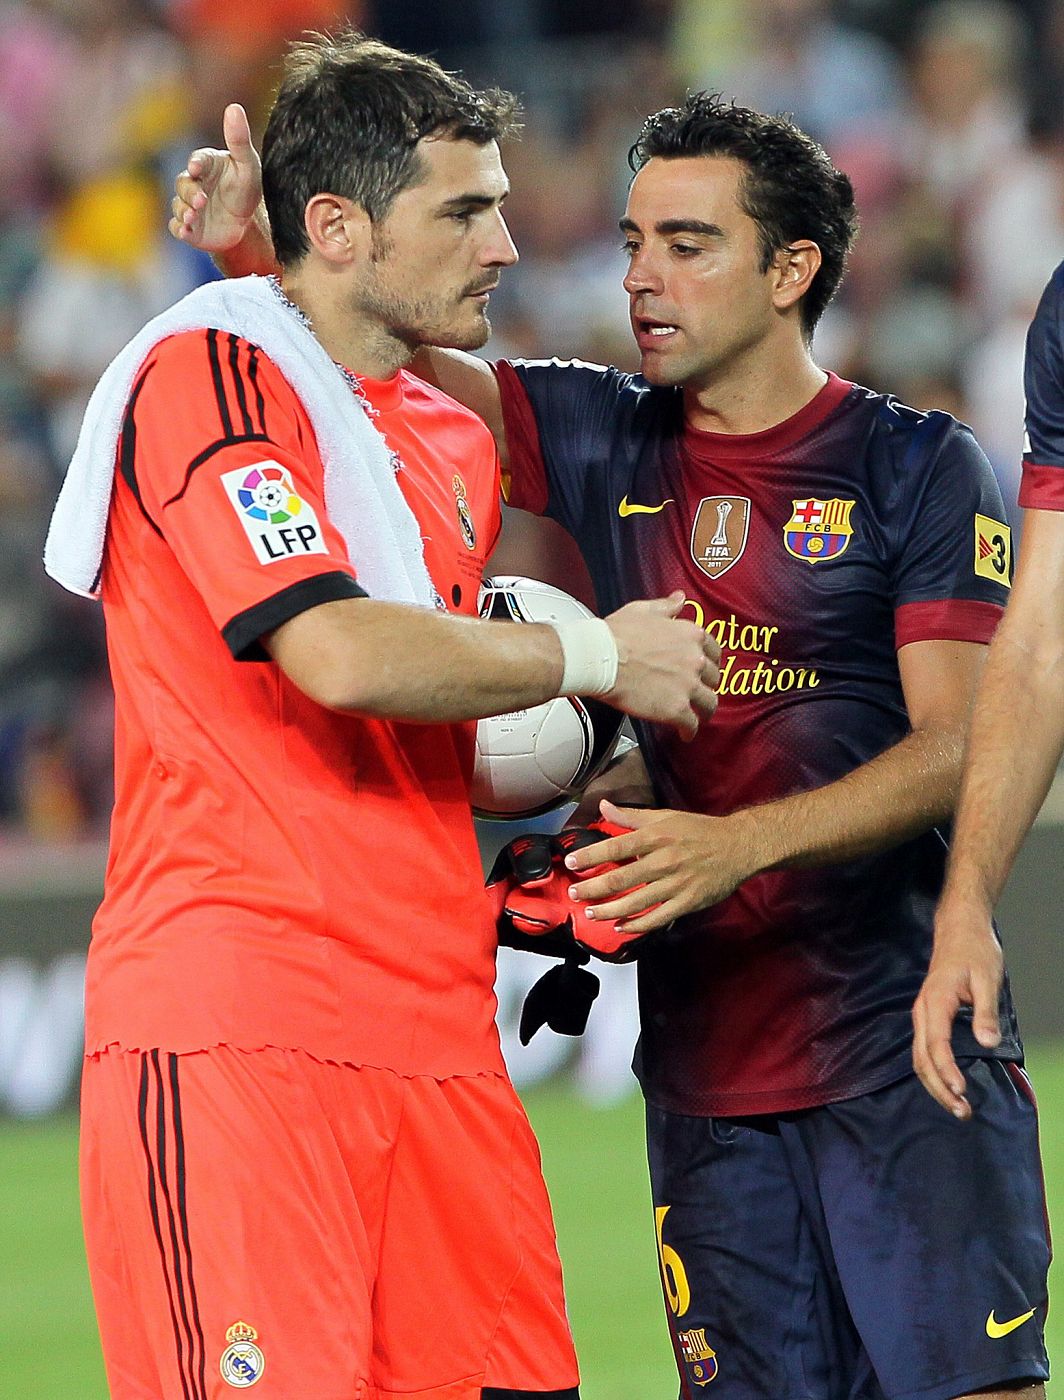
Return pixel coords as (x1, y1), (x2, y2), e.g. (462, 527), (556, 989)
(80, 1045), (579, 1400)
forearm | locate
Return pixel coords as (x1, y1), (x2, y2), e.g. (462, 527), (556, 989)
(913, 501), (1064, 1112)
(568, 638), (980, 925)
(567, 726), (962, 932)
(739, 725), (962, 876)
(411, 348), (508, 467)
(943, 617), (1064, 910)
(214, 204), (279, 278)
(268, 598), (565, 721)
(573, 744), (654, 821)
(939, 508), (1064, 912)
(913, 623), (1055, 1110)
(268, 587), (712, 732)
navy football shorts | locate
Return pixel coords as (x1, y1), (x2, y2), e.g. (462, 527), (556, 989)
(646, 1060), (1050, 1400)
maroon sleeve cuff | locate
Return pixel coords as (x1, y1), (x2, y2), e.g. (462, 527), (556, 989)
(894, 599), (1003, 649)
(1018, 462), (1064, 511)
(493, 361), (549, 516)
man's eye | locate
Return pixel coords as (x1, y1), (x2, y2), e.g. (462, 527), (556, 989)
(450, 210), (475, 224)
(621, 240), (641, 256)
(671, 243), (699, 256)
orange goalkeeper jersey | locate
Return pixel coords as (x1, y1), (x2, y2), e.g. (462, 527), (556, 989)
(87, 329), (504, 1076)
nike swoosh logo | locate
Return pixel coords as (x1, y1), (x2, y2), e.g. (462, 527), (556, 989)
(986, 1308), (1036, 1339)
(618, 495), (674, 517)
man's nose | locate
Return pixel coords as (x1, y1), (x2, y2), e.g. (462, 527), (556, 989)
(486, 210), (519, 267)
(623, 250), (661, 295)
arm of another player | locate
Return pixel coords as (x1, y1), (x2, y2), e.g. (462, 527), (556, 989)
(265, 591), (719, 737)
(569, 743), (655, 823)
(169, 109), (511, 468)
(913, 506), (1064, 1117)
(169, 103), (278, 276)
(564, 637), (985, 930)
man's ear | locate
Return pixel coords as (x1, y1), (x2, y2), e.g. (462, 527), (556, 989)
(303, 194), (370, 265)
(770, 239), (822, 314)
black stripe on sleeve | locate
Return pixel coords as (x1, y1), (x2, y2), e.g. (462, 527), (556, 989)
(227, 334), (255, 436)
(222, 570), (368, 661)
(161, 434), (273, 508)
(118, 366), (165, 538)
(138, 1055), (195, 1400)
(206, 329), (234, 439)
(247, 346), (268, 434)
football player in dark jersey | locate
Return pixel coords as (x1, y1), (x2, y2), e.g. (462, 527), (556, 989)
(172, 91), (1049, 1400)
(915, 262), (1064, 1119)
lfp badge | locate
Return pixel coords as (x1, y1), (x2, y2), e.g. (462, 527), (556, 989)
(234, 463), (302, 524)
(784, 497), (855, 564)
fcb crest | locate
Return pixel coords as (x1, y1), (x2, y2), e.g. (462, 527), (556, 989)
(678, 1328), (719, 1387)
(784, 497), (855, 564)
(691, 496), (751, 580)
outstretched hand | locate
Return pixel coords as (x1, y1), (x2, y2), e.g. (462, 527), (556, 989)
(169, 103), (264, 252)
(911, 898), (1004, 1119)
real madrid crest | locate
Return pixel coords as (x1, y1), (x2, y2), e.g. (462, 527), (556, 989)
(783, 497), (855, 564)
(220, 1320), (266, 1388)
(452, 473), (477, 551)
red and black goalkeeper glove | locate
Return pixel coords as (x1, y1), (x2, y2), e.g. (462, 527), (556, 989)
(486, 819), (651, 964)
(486, 820), (653, 1044)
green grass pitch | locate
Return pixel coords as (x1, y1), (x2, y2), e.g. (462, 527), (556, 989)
(2, 1044), (1062, 1399)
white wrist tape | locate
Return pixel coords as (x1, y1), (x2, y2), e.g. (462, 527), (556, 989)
(547, 618), (619, 697)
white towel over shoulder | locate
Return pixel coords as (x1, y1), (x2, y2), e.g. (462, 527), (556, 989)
(44, 274), (437, 609)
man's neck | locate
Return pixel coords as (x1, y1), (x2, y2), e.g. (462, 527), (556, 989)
(280, 274), (411, 381)
(682, 344), (829, 436)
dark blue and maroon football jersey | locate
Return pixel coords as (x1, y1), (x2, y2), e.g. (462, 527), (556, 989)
(1019, 260), (1064, 509)
(496, 359), (1022, 1116)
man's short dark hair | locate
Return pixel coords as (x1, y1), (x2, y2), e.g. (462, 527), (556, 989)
(628, 95), (858, 337)
(263, 31), (520, 267)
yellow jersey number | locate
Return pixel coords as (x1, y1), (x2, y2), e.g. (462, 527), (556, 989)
(655, 1205), (691, 1318)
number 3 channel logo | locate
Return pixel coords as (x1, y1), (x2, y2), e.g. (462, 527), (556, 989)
(974, 514), (1012, 587)
(655, 1205), (691, 1317)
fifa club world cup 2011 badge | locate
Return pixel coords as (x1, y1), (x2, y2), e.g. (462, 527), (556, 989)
(452, 473), (477, 551)
(690, 496), (751, 580)
(220, 1320), (266, 1388)
(678, 1328), (719, 1387)
(783, 497), (855, 564)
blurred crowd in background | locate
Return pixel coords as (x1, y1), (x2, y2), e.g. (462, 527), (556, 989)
(0, 0), (1062, 841)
